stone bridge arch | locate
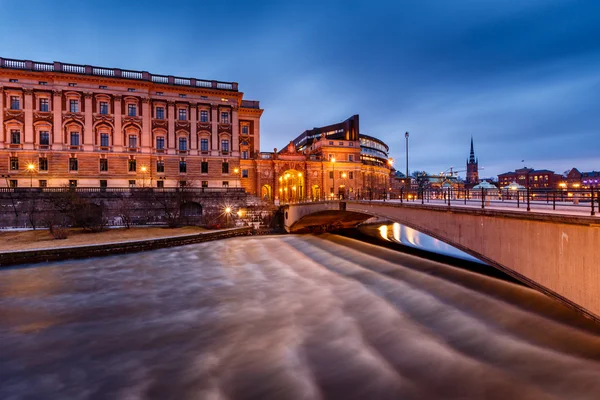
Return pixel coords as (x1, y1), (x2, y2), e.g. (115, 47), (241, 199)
(284, 201), (600, 322)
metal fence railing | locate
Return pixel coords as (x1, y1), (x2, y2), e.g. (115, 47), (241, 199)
(282, 188), (599, 217)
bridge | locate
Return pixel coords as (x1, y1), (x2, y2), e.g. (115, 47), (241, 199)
(283, 200), (600, 321)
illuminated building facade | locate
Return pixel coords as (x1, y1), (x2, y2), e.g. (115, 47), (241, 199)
(1, 58), (391, 201)
(497, 168), (562, 190)
(244, 115), (392, 201)
(0, 57), (262, 188)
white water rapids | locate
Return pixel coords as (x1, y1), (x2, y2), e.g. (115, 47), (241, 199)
(1, 234), (600, 399)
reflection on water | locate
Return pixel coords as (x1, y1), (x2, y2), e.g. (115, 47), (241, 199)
(1, 234), (600, 399)
(379, 222), (484, 263)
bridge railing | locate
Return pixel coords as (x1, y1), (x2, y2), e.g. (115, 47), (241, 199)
(367, 187), (598, 216)
(282, 188), (599, 217)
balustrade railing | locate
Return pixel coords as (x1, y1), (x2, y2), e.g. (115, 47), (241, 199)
(0, 57), (238, 91)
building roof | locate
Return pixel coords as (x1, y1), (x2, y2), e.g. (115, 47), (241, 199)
(0, 56), (239, 91)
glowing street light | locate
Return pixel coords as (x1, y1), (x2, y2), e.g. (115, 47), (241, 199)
(140, 165), (148, 187)
(26, 163), (35, 187)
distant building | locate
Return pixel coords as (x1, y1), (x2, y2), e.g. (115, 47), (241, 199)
(250, 115), (391, 201)
(565, 168), (600, 189)
(465, 136), (479, 187)
(497, 167), (562, 190)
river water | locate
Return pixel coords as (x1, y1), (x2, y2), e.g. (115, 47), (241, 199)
(1, 233), (600, 399)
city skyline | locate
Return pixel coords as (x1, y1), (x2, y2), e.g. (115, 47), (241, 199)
(0, 0), (598, 177)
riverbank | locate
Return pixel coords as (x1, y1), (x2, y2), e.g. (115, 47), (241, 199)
(0, 226), (207, 252)
(0, 226), (252, 267)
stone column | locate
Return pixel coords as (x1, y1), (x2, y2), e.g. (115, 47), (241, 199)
(190, 102), (197, 155)
(232, 107), (239, 156)
(0, 87), (4, 145)
(167, 101), (175, 154)
(113, 95), (122, 149)
(141, 97), (151, 153)
(83, 92), (93, 150)
(52, 90), (63, 148)
(254, 117), (261, 153)
(211, 104), (218, 156)
(23, 89), (34, 149)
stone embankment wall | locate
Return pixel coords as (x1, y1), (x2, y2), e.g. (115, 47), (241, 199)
(0, 189), (273, 229)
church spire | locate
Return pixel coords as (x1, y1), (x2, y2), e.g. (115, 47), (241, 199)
(469, 136), (476, 164)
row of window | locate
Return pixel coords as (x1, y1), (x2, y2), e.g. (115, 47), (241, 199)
(328, 171), (355, 179)
(8, 157), (242, 175)
(6, 179), (235, 189)
(328, 154), (355, 162)
(7, 79), (213, 99)
(7, 98), (247, 128)
(9, 131), (243, 154)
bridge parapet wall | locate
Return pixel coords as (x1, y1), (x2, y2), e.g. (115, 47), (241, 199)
(287, 201), (600, 321)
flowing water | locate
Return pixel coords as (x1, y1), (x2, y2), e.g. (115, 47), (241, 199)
(1, 234), (600, 399)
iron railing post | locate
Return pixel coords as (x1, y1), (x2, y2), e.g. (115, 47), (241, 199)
(592, 187), (596, 216)
(481, 188), (485, 209)
(527, 186), (531, 211)
(553, 191), (556, 210)
(400, 188), (403, 204)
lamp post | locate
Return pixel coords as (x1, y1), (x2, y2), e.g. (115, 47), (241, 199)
(27, 163), (36, 188)
(405, 131), (409, 181)
(140, 165), (147, 188)
(224, 206), (232, 227)
(233, 167), (239, 189)
(331, 157), (336, 200)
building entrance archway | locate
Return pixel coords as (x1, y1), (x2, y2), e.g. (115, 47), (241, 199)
(261, 184), (273, 201)
(277, 169), (305, 203)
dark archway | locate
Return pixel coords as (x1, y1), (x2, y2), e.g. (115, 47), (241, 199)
(180, 201), (202, 217)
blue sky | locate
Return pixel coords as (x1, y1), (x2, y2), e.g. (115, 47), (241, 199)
(1, 0), (598, 178)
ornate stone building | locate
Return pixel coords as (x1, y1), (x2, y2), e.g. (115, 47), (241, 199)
(1, 58), (390, 201)
(0, 57), (262, 188)
(241, 115), (391, 201)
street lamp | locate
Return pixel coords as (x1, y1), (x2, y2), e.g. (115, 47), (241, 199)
(224, 206), (232, 227)
(405, 132), (409, 191)
(233, 167), (239, 188)
(140, 165), (147, 187)
(331, 157), (336, 199)
(26, 163), (35, 187)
